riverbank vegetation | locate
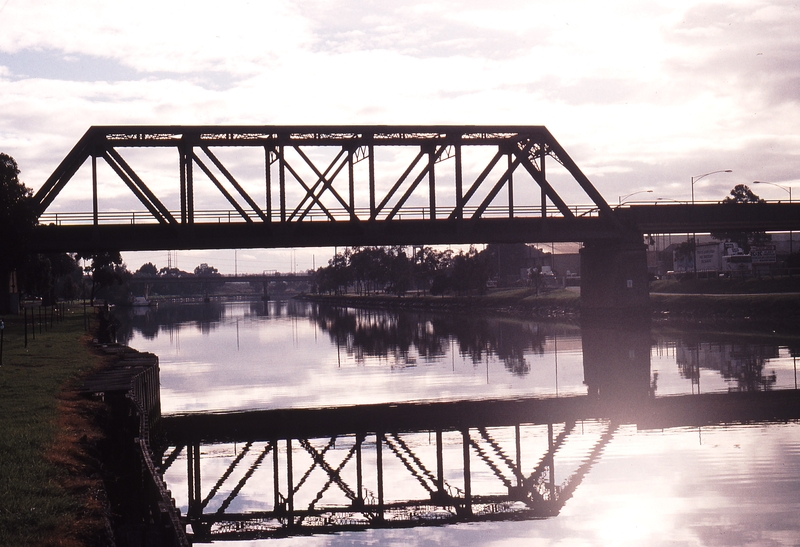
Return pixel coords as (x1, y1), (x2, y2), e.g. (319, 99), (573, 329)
(0, 306), (107, 546)
(310, 244), (549, 297)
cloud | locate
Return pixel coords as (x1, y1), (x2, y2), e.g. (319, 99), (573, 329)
(1, 0), (800, 272)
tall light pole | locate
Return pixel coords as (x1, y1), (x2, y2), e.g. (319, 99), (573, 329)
(691, 170), (732, 205)
(618, 189), (653, 205)
(690, 170), (732, 277)
(753, 180), (793, 255)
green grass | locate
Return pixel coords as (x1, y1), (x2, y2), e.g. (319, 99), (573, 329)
(0, 306), (104, 547)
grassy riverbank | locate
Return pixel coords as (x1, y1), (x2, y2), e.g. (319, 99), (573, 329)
(0, 306), (107, 547)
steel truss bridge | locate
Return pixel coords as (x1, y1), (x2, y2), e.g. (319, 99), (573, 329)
(28, 124), (798, 255)
(159, 390), (800, 542)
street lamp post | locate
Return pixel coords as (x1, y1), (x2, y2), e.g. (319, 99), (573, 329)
(618, 189), (653, 205)
(690, 170), (732, 277)
(753, 180), (793, 256)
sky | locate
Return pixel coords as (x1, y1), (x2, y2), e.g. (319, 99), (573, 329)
(1, 0), (799, 274)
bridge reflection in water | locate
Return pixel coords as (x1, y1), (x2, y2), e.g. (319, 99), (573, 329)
(159, 388), (800, 542)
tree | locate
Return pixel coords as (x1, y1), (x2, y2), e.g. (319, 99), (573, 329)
(135, 262), (159, 277)
(0, 153), (37, 313)
(711, 184), (771, 253)
(76, 251), (125, 304)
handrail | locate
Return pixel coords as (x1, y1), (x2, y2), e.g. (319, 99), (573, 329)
(38, 204), (608, 226)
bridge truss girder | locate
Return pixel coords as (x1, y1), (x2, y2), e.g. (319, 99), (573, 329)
(32, 125), (626, 251)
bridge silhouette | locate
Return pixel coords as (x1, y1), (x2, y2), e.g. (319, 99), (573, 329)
(30, 125), (800, 313)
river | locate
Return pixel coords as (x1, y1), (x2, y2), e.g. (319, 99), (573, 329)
(114, 299), (800, 546)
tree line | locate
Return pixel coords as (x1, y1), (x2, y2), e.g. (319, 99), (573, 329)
(310, 243), (535, 296)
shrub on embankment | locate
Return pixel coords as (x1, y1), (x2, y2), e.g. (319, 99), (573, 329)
(0, 305), (108, 546)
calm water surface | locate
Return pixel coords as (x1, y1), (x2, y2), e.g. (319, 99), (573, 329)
(115, 300), (800, 546)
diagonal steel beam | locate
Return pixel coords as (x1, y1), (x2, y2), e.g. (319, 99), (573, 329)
(292, 146), (351, 220)
(100, 151), (169, 224)
(161, 444), (185, 472)
(449, 148), (505, 220)
(470, 143), (531, 219)
(202, 442), (253, 509)
(383, 435), (436, 495)
(281, 159), (336, 221)
(469, 436), (512, 488)
(200, 146), (267, 221)
(478, 427), (522, 483)
(33, 129), (97, 215)
(298, 440), (360, 523)
(389, 433), (439, 489)
(105, 147), (177, 224)
(216, 443), (272, 515)
(386, 145), (447, 221)
(538, 129), (618, 224)
(191, 151), (253, 222)
(293, 437), (337, 494)
(372, 149), (426, 220)
(513, 147), (575, 219)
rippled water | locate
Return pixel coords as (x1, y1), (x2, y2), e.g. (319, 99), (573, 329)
(114, 300), (800, 546)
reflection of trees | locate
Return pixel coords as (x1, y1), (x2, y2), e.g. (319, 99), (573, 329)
(676, 341), (779, 391)
(310, 305), (553, 376)
(114, 300), (566, 377)
(115, 302), (226, 344)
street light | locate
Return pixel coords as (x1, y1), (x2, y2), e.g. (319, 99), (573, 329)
(753, 180), (792, 202)
(618, 189), (653, 205)
(690, 170), (732, 278)
(691, 170), (732, 205)
(753, 180), (793, 255)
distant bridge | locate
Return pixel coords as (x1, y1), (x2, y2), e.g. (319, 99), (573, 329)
(30, 125), (800, 313)
(127, 273), (312, 285)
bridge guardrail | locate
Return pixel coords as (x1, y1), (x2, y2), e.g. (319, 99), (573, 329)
(38, 204), (612, 226)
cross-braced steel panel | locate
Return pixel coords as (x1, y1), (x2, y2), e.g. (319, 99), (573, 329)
(34, 125), (617, 226)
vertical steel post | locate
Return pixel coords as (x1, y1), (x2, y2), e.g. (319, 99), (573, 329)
(356, 432), (364, 505)
(368, 143), (376, 219)
(540, 142), (547, 218)
(91, 154), (99, 226)
(547, 423), (555, 500)
(348, 148), (356, 221)
(286, 438), (294, 523)
(265, 147), (273, 223)
(186, 443), (194, 515)
(455, 144), (463, 220)
(186, 144), (195, 225)
(179, 142), (187, 224)
(376, 432), (384, 520)
(508, 151), (515, 218)
(462, 428), (472, 515)
(279, 146), (286, 223)
(436, 429), (444, 496)
(272, 439), (280, 511)
(428, 146), (436, 220)
(515, 424), (522, 488)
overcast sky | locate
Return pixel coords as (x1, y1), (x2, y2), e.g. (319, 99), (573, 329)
(1, 0), (798, 274)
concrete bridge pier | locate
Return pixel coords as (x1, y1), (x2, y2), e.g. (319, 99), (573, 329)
(579, 238), (649, 318)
